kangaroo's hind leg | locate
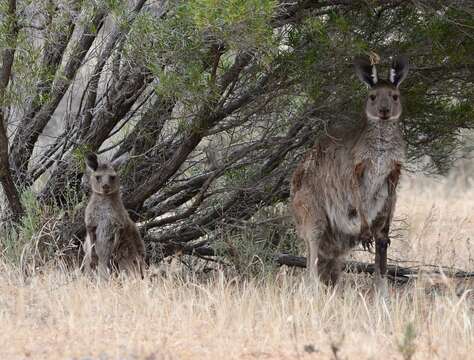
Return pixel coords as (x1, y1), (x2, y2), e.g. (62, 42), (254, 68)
(310, 228), (323, 278)
(317, 256), (344, 286)
(373, 203), (394, 297)
(84, 226), (98, 273)
(115, 226), (145, 279)
(95, 227), (115, 279)
(373, 165), (401, 296)
(316, 231), (345, 286)
(297, 220), (326, 284)
(292, 190), (328, 286)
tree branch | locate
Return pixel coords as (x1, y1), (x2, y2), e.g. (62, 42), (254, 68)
(79, 0), (148, 139)
(124, 54), (262, 212)
(0, 0), (23, 222)
(145, 113), (313, 255)
(10, 5), (108, 182)
(40, 67), (152, 204)
(275, 254), (474, 281)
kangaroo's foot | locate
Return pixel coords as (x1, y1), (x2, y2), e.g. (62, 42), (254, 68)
(359, 229), (374, 251)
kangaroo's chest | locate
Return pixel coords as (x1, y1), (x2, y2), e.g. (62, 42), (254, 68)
(327, 150), (400, 236)
(86, 201), (127, 228)
(360, 160), (392, 221)
(362, 151), (394, 195)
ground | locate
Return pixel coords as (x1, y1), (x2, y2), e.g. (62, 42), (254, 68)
(0, 171), (473, 359)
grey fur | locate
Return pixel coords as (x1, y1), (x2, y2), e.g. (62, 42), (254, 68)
(83, 154), (145, 278)
(291, 55), (409, 291)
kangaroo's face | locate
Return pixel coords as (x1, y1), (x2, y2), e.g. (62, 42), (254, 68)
(366, 84), (401, 121)
(86, 154), (120, 195)
(90, 166), (119, 195)
(354, 55), (409, 123)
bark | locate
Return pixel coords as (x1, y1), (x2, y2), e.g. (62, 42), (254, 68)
(80, 0), (148, 139)
(40, 68), (152, 204)
(0, 0), (23, 222)
(10, 5), (108, 182)
(22, 0), (80, 135)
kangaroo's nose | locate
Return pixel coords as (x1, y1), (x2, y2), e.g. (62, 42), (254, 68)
(379, 108), (389, 117)
(102, 184), (111, 192)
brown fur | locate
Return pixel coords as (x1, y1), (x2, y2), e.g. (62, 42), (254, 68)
(83, 154), (145, 278)
(291, 56), (409, 290)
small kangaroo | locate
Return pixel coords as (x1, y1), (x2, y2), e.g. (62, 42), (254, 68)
(291, 55), (409, 292)
(83, 153), (145, 278)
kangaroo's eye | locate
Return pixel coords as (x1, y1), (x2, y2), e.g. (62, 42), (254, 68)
(95, 175), (101, 182)
(369, 95), (376, 101)
(392, 94), (399, 101)
(110, 175), (116, 181)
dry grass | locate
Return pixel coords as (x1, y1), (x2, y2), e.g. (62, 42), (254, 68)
(0, 173), (473, 359)
(395, 175), (474, 269)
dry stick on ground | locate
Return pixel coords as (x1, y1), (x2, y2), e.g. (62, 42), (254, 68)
(275, 254), (474, 283)
(175, 244), (474, 283)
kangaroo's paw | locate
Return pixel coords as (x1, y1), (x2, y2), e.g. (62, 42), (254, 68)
(359, 230), (374, 251)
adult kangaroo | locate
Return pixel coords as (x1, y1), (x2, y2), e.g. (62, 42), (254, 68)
(83, 153), (145, 279)
(291, 55), (409, 292)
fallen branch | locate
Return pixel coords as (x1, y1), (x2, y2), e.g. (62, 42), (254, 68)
(275, 253), (474, 281)
(155, 245), (474, 283)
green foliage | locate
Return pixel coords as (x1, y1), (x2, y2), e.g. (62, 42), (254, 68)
(282, 4), (473, 172)
(125, 8), (207, 108)
(1, 191), (49, 267)
(72, 145), (94, 172)
(1, 189), (80, 270)
(122, 1), (474, 172)
(223, 165), (257, 187)
(188, 0), (276, 51)
(125, 0), (277, 113)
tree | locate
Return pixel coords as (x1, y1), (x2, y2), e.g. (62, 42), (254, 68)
(0, 0), (23, 222)
(0, 0), (473, 264)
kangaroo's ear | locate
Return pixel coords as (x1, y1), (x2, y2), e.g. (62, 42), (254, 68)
(390, 55), (409, 87)
(111, 152), (129, 170)
(354, 55), (378, 87)
(85, 153), (99, 172)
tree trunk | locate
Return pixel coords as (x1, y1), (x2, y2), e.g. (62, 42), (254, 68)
(0, 0), (23, 222)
